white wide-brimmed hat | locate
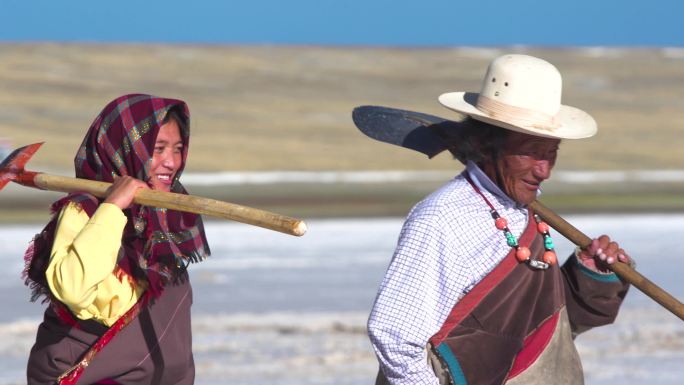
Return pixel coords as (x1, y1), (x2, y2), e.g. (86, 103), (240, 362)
(438, 54), (597, 139)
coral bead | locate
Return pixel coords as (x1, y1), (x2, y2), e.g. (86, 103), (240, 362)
(495, 217), (508, 230)
(537, 222), (549, 234)
(515, 247), (531, 262)
(543, 251), (557, 265)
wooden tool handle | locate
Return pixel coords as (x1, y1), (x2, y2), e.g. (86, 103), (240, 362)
(530, 200), (684, 321)
(32, 173), (307, 236)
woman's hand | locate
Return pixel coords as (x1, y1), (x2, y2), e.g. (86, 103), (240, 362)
(577, 234), (631, 272)
(103, 176), (149, 210)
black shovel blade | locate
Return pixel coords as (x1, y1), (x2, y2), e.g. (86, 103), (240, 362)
(352, 105), (463, 158)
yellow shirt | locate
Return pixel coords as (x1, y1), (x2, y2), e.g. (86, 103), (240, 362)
(46, 202), (144, 326)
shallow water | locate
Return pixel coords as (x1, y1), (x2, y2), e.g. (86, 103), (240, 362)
(1, 214), (683, 384)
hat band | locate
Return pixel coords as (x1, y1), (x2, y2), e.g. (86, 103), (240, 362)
(475, 96), (560, 131)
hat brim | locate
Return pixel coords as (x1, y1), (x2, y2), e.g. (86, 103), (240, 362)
(438, 92), (597, 139)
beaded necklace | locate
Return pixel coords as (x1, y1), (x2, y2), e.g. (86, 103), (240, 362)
(465, 175), (557, 270)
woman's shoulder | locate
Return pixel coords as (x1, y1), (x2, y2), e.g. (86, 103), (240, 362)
(52, 193), (100, 216)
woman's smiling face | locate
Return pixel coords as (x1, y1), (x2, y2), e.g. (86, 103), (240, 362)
(148, 119), (183, 192)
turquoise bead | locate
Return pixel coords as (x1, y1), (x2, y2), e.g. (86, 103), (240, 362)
(505, 232), (518, 247)
(544, 236), (555, 250)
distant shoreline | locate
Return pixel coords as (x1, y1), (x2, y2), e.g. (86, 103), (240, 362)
(178, 169), (684, 185)
(2, 172), (683, 224)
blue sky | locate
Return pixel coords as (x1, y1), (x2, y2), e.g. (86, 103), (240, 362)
(1, 0), (682, 46)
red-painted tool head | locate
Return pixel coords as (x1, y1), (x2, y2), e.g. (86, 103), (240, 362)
(0, 143), (43, 191)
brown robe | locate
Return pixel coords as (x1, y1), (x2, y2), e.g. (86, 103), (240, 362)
(377, 211), (629, 385)
(27, 274), (194, 385)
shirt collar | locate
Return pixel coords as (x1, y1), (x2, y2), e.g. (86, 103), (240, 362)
(465, 160), (511, 201)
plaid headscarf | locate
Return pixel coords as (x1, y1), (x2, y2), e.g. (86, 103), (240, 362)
(24, 94), (210, 301)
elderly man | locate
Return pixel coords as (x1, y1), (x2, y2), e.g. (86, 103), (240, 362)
(367, 54), (631, 385)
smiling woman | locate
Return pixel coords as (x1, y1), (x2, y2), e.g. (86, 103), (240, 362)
(23, 94), (211, 385)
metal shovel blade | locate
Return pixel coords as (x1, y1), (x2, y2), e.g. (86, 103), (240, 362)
(352, 105), (464, 158)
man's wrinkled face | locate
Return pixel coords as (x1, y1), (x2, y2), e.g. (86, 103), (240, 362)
(486, 131), (560, 205)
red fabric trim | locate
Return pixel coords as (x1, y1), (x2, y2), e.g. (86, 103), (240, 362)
(506, 310), (560, 379)
(51, 302), (80, 329)
(429, 210), (536, 346)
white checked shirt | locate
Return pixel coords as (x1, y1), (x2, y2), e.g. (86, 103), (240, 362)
(367, 161), (531, 384)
